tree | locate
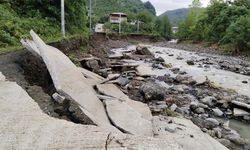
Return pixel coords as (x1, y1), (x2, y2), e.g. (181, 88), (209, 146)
(177, 0), (203, 39)
(160, 16), (172, 40)
(136, 11), (153, 23)
(221, 16), (250, 52)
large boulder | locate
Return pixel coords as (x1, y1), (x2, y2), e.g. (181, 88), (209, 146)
(134, 46), (153, 56)
(139, 81), (166, 101)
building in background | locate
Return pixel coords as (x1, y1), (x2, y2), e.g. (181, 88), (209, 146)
(95, 23), (104, 33)
(109, 13), (127, 24)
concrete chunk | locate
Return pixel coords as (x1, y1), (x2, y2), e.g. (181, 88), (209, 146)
(28, 30), (118, 132)
(233, 108), (250, 117)
(104, 100), (153, 136)
(96, 83), (152, 120)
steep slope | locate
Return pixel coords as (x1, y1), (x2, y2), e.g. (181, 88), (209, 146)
(160, 8), (189, 25)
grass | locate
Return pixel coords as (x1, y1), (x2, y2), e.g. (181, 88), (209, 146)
(0, 33), (89, 55)
(0, 45), (23, 55)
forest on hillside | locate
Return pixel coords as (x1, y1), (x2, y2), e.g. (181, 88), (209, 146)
(177, 0), (250, 52)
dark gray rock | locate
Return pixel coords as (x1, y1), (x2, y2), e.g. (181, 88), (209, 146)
(186, 60), (195, 65)
(155, 57), (165, 62)
(204, 118), (219, 129)
(212, 108), (224, 117)
(139, 81), (166, 101)
(134, 46), (152, 56)
(195, 107), (205, 114)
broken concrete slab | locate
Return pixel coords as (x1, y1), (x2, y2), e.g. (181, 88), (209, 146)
(152, 116), (229, 150)
(0, 78), (183, 150)
(78, 67), (104, 85)
(233, 108), (250, 117)
(96, 83), (152, 120)
(231, 100), (250, 110)
(21, 39), (41, 57)
(28, 30), (118, 132)
(104, 100), (153, 136)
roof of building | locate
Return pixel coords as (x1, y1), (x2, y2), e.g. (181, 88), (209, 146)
(110, 12), (127, 16)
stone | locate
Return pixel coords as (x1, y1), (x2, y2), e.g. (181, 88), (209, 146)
(218, 139), (231, 147)
(200, 96), (216, 107)
(176, 56), (184, 60)
(186, 60), (195, 65)
(28, 31), (117, 132)
(190, 102), (198, 111)
(212, 108), (224, 117)
(104, 100), (153, 136)
(175, 75), (184, 83)
(243, 115), (250, 121)
(204, 118), (219, 129)
(198, 103), (209, 109)
(52, 93), (65, 104)
(195, 108), (205, 114)
(155, 57), (165, 62)
(81, 58), (100, 72)
(117, 76), (129, 86)
(170, 68), (180, 74)
(214, 128), (222, 138)
(139, 81), (166, 101)
(134, 46), (152, 56)
(233, 108), (250, 117)
(242, 80), (248, 84)
(170, 104), (178, 111)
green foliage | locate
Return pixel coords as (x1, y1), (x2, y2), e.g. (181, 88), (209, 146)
(177, 0), (204, 39)
(93, 0), (152, 19)
(0, 0), (88, 49)
(136, 11), (153, 23)
(178, 0), (250, 52)
(221, 16), (250, 52)
(155, 16), (172, 40)
(144, 1), (156, 16)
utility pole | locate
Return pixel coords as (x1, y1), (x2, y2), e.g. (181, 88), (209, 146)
(61, 0), (65, 37)
(137, 20), (140, 33)
(119, 13), (121, 34)
(89, 0), (92, 32)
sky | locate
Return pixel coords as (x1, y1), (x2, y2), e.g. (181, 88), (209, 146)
(141, 0), (210, 15)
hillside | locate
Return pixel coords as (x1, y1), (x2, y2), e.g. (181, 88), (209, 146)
(160, 8), (189, 25)
(93, 0), (155, 21)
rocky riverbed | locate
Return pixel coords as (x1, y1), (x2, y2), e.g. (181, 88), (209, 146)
(94, 44), (250, 150)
